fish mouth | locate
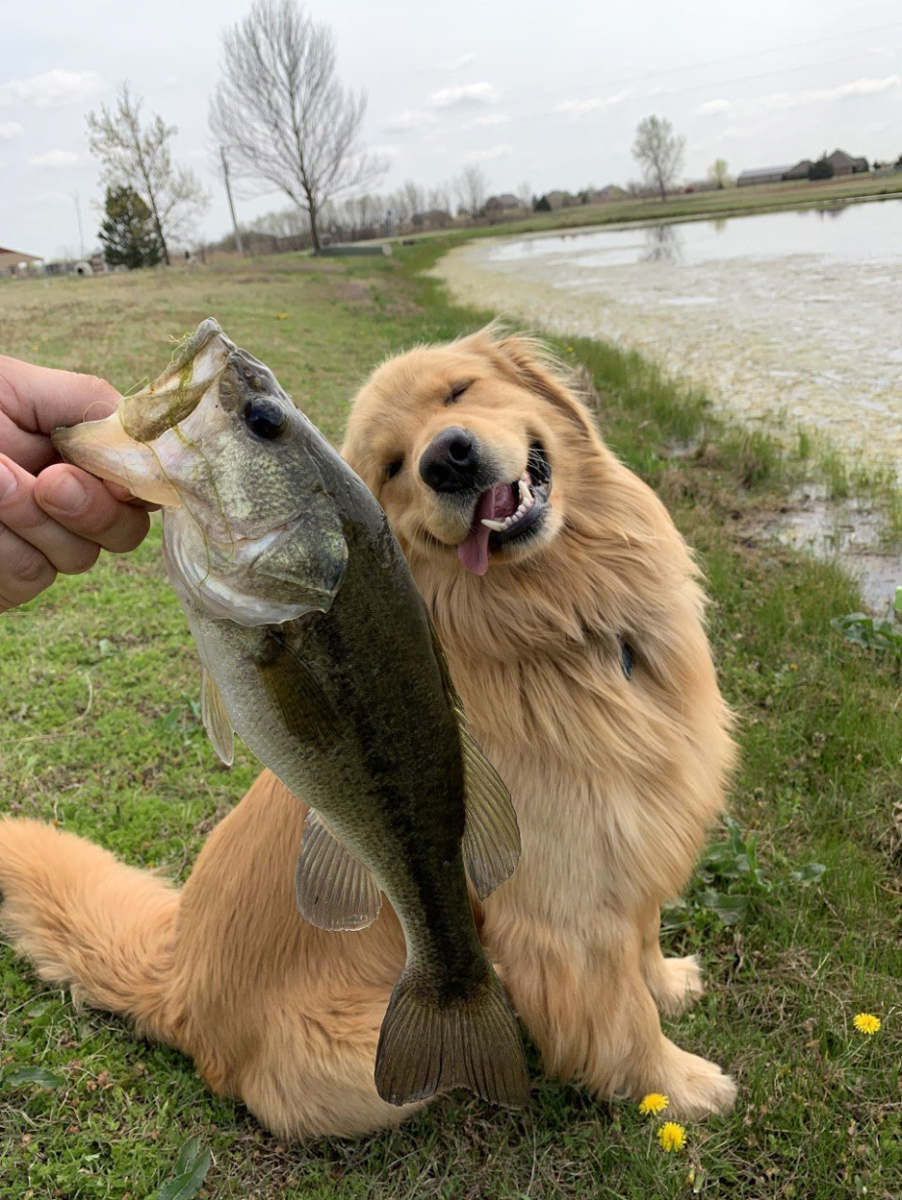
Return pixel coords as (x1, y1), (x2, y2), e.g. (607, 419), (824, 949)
(457, 442), (552, 575)
(51, 318), (231, 507)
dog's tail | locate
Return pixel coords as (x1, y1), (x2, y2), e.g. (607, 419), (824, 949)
(0, 818), (180, 1044)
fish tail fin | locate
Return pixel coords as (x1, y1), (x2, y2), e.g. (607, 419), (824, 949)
(374, 966), (529, 1108)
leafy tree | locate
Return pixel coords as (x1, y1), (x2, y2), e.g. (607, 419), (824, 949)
(209, 0), (386, 253)
(534, 195), (552, 212)
(707, 158), (732, 189)
(87, 84), (209, 265)
(98, 186), (163, 269)
(808, 154), (834, 181)
(631, 115), (685, 201)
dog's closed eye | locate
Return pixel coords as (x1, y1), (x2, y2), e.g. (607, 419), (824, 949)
(444, 381), (472, 406)
(385, 456), (404, 479)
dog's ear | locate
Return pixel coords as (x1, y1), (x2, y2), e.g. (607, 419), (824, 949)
(476, 328), (602, 443)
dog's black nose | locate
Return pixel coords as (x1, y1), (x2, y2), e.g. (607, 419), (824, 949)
(419, 427), (480, 493)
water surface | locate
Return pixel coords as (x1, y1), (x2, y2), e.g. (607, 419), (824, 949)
(433, 201), (902, 474)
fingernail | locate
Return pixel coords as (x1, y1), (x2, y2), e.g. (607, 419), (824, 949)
(0, 460), (15, 502)
(42, 472), (89, 514)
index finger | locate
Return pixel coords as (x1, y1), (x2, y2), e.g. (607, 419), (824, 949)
(0, 356), (120, 471)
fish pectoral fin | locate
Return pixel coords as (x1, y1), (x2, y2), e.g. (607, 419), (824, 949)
(200, 668), (235, 766)
(295, 809), (382, 931)
(460, 726), (522, 900)
(374, 962), (529, 1108)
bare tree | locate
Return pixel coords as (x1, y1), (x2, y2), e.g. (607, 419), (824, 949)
(427, 183), (452, 215)
(209, 0), (387, 252)
(631, 115), (686, 202)
(87, 84), (210, 265)
(516, 180), (533, 209)
(454, 165), (489, 217)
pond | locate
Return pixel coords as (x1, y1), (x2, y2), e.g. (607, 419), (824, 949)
(486, 200), (902, 270)
(432, 199), (902, 478)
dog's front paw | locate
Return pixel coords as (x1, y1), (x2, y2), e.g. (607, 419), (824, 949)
(653, 1042), (737, 1118)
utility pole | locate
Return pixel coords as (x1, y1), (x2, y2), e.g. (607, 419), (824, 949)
(72, 193), (85, 260)
(220, 147), (244, 255)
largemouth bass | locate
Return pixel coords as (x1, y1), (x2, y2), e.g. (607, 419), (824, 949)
(53, 319), (528, 1109)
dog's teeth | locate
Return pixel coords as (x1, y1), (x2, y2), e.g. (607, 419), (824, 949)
(518, 479), (533, 507)
(481, 518), (508, 531)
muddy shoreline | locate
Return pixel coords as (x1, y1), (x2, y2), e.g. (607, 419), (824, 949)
(431, 230), (902, 478)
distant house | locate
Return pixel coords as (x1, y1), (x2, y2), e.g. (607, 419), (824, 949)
(0, 245), (42, 276)
(782, 159), (812, 180)
(826, 149), (869, 175)
(737, 165), (795, 187)
(485, 193), (523, 211)
(483, 194), (524, 223)
(410, 209), (453, 230)
(544, 190), (578, 209)
(590, 184), (627, 203)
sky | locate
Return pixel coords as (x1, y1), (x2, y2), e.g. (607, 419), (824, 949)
(2, 0), (901, 261)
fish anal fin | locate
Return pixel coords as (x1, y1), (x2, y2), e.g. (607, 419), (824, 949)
(295, 809), (382, 931)
(374, 966), (529, 1108)
(460, 727), (521, 900)
(201, 667), (235, 766)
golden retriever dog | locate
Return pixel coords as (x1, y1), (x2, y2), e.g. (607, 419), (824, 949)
(0, 326), (737, 1141)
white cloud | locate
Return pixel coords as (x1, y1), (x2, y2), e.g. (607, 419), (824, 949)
(383, 108), (437, 132)
(0, 121), (25, 140)
(367, 142), (402, 160)
(696, 98), (731, 117)
(704, 75), (901, 121)
(464, 113), (510, 129)
(468, 143), (514, 162)
(29, 149), (78, 167)
(555, 89), (630, 117)
(437, 52), (476, 71)
(428, 82), (498, 108)
(0, 69), (105, 108)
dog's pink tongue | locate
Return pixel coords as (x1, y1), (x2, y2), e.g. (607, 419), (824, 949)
(457, 485), (515, 575)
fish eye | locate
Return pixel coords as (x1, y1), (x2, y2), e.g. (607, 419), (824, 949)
(242, 399), (287, 441)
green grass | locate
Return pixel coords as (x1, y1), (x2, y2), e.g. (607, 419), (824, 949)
(2, 248), (902, 1198)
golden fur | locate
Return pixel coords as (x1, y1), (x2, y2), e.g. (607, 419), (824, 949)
(0, 326), (737, 1139)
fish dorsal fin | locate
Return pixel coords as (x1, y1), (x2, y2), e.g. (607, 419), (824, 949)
(201, 668), (235, 766)
(295, 809), (383, 931)
(460, 725), (521, 900)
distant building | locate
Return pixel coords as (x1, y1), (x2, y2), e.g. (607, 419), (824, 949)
(0, 246), (42, 276)
(410, 209), (453, 230)
(826, 149), (869, 175)
(590, 184), (628, 202)
(483, 194), (524, 222)
(737, 165), (795, 187)
(544, 190), (578, 209)
(782, 160), (812, 180)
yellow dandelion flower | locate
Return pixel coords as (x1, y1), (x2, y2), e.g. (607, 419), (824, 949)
(657, 1121), (686, 1152)
(274, 312), (288, 320)
(639, 1092), (669, 1116)
(853, 1012), (881, 1035)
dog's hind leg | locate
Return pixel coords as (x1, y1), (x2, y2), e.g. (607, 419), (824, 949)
(640, 908), (705, 1017)
(0, 818), (180, 1044)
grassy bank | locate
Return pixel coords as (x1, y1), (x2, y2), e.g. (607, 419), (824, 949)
(402, 170), (902, 244)
(1, 250), (901, 1199)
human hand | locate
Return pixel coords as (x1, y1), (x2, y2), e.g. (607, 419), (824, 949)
(0, 356), (155, 612)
